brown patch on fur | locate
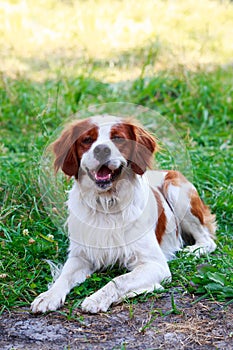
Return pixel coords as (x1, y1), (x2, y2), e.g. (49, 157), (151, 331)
(111, 119), (158, 175)
(151, 188), (167, 244)
(176, 226), (179, 238)
(190, 189), (216, 237)
(52, 119), (98, 177)
(163, 170), (188, 193)
(110, 122), (136, 163)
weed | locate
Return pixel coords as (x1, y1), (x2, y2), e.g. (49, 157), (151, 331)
(190, 264), (233, 302)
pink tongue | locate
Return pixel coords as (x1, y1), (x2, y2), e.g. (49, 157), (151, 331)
(95, 166), (112, 181)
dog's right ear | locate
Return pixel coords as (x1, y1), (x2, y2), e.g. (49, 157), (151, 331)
(123, 119), (158, 175)
(52, 124), (80, 177)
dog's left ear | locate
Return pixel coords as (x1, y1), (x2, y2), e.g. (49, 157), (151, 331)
(126, 122), (158, 175)
(51, 124), (80, 177)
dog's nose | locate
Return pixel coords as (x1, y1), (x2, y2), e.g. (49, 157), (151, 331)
(93, 144), (111, 162)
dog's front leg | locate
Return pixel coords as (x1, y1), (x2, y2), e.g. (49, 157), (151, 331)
(81, 260), (171, 313)
(31, 256), (93, 313)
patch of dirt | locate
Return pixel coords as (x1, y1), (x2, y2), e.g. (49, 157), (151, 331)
(0, 291), (232, 350)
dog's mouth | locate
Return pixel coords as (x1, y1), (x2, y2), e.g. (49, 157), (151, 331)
(87, 163), (124, 189)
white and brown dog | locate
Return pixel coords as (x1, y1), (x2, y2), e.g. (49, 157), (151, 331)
(31, 115), (216, 314)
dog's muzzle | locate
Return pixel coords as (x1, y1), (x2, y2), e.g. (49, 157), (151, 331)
(86, 161), (124, 190)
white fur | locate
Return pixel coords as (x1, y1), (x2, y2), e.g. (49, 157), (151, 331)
(31, 117), (216, 314)
(31, 171), (172, 313)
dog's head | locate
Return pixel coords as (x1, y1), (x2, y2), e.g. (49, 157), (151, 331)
(52, 115), (157, 191)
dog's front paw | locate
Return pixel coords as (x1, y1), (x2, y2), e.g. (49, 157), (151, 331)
(31, 289), (65, 313)
(81, 295), (111, 313)
(81, 281), (118, 313)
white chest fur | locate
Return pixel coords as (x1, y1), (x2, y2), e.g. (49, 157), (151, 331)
(67, 175), (159, 269)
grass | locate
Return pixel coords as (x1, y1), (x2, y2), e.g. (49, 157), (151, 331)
(0, 0), (233, 314)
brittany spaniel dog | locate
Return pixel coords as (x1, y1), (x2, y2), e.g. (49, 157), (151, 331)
(31, 115), (216, 314)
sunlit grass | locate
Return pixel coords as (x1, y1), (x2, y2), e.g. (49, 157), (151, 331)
(1, 0), (233, 81)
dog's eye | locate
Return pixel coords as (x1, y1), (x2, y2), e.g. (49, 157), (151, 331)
(82, 136), (93, 145)
(112, 135), (125, 143)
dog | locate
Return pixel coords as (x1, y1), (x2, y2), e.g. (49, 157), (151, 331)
(31, 115), (216, 314)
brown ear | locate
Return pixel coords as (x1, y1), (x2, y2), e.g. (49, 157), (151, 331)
(52, 124), (80, 177)
(129, 123), (157, 175)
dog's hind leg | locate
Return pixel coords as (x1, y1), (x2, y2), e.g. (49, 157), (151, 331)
(162, 171), (217, 256)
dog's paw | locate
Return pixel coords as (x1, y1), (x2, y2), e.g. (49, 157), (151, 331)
(31, 289), (65, 313)
(184, 240), (217, 257)
(81, 295), (110, 314)
(81, 281), (118, 313)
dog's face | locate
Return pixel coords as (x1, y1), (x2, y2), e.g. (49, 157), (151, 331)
(53, 115), (157, 192)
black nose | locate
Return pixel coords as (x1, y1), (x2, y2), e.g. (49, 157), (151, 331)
(93, 144), (111, 162)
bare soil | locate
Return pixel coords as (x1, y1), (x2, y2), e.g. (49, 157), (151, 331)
(0, 291), (232, 350)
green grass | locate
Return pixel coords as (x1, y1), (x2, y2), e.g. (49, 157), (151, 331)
(0, 0), (233, 314)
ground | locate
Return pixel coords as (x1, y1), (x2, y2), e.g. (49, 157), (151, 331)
(1, 290), (232, 350)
